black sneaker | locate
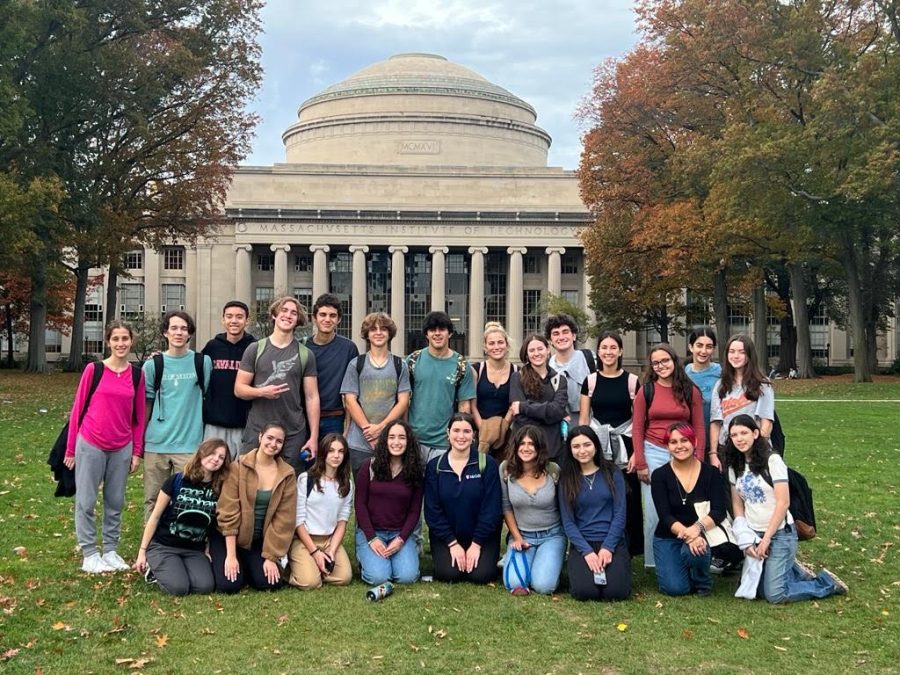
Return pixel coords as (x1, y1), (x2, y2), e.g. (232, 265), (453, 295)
(710, 558), (726, 575)
(144, 568), (158, 585)
(723, 559), (743, 575)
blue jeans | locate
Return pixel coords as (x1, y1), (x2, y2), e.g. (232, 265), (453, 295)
(355, 528), (420, 585)
(501, 525), (566, 595)
(760, 527), (837, 603)
(318, 415), (345, 439)
(653, 536), (712, 596)
(640, 441), (670, 568)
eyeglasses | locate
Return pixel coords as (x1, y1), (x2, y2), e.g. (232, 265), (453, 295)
(650, 357), (673, 369)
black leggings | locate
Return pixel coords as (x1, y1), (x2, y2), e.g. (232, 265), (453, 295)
(431, 535), (500, 585)
(567, 541), (632, 601)
(209, 533), (284, 593)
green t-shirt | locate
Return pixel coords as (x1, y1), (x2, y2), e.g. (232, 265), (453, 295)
(406, 349), (476, 448)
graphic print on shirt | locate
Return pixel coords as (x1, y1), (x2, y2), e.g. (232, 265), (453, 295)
(169, 485), (217, 542)
(164, 371), (198, 388)
(259, 353), (298, 387)
(720, 392), (751, 418)
(737, 473), (767, 506)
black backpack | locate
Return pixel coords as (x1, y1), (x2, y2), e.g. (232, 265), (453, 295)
(761, 465), (817, 541)
(770, 411), (786, 456)
(149, 352), (208, 421)
(580, 348), (598, 374)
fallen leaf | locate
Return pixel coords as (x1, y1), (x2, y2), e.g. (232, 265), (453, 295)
(774, 646), (788, 652)
(616, 623), (628, 632)
(277, 614), (289, 626)
(1, 648), (20, 661)
(682, 629), (694, 639)
(129, 658), (152, 669)
(433, 629), (447, 639)
(51, 621), (68, 631)
(13, 547), (27, 557)
(409, 644), (420, 653)
(655, 601), (664, 609)
(737, 628), (750, 640)
(199, 628), (216, 635)
(706, 617), (720, 624)
(372, 655), (384, 660)
(155, 634), (169, 648)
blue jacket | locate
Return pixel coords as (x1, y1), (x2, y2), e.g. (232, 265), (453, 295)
(424, 449), (502, 547)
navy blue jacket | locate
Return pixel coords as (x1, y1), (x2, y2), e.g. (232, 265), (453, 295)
(424, 449), (502, 547)
(201, 332), (256, 427)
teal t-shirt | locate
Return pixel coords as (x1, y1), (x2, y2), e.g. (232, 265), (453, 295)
(406, 349), (476, 448)
(143, 351), (212, 453)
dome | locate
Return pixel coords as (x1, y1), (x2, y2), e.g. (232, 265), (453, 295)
(282, 53), (551, 167)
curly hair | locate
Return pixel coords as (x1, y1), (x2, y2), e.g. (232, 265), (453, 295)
(370, 420), (423, 489)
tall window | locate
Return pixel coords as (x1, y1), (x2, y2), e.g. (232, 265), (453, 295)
(255, 287), (274, 322)
(84, 304), (103, 322)
(294, 253), (313, 272)
(83, 325), (104, 355)
(293, 287), (313, 317)
(123, 251), (143, 270)
(561, 290), (579, 306)
(445, 252), (469, 353)
(257, 252), (274, 271)
(727, 301), (750, 333)
(367, 251), (391, 314)
(561, 252), (579, 275)
(810, 304), (829, 358)
(405, 252), (431, 353)
(120, 283), (144, 320)
(685, 291), (711, 328)
(161, 284), (185, 312)
(45, 330), (61, 353)
(327, 251), (352, 339)
(484, 251), (507, 328)
(523, 289), (543, 334)
(523, 253), (540, 274)
(163, 247), (184, 270)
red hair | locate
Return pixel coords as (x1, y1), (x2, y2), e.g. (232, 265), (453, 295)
(664, 422), (697, 448)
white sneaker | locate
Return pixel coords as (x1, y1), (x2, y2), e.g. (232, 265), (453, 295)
(101, 551), (131, 571)
(82, 553), (115, 574)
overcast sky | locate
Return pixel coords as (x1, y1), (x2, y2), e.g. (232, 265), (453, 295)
(246, 0), (641, 170)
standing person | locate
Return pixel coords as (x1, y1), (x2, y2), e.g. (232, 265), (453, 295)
(341, 312), (410, 475)
(710, 334), (775, 462)
(288, 433), (354, 589)
(725, 415), (847, 603)
(578, 331), (643, 556)
(64, 320), (146, 573)
(684, 327), (721, 461)
(499, 425), (565, 596)
(406, 311), (476, 466)
(142, 311), (212, 521)
(558, 426), (631, 601)
(235, 296), (319, 472)
(546, 314), (594, 424)
(630, 343), (705, 568)
(201, 301), (256, 459)
(424, 413), (502, 584)
(304, 294), (359, 440)
(509, 334), (568, 461)
(650, 423), (726, 597)
(212, 423), (297, 593)
(354, 421), (424, 585)
(134, 439), (230, 595)
(470, 322), (516, 458)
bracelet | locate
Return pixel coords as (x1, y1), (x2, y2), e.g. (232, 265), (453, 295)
(708, 451), (718, 456)
(139, 546), (147, 551)
(448, 540), (459, 548)
(697, 520), (707, 534)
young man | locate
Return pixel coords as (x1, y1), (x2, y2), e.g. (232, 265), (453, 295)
(406, 311), (476, 466)
(545, 313), (594, 423)
(235, 296), (319, 472)
(340, 312), (411, 474)
(142, 310), (212, 520)
(201, 300), (255, 459)
(303, 293), (359, 439)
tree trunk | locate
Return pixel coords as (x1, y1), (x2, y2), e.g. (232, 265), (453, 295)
(865, 319), (878, 374)
(4, 302), (14, 367)
(658, 305), (670, 343)
(713, 268), (730, 363)
(24, 257), (48, 373)
(65, 264), (90, 371)
(788, 261), (816, 378)
(778, 318), (798, 372)
(752, 283), (768, 373)
(841, 249), (872, 382)
(103, 265), (120, 358)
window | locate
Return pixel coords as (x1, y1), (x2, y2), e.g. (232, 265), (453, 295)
(163, 247), (184, 270)
(294, 254), (312, 272)
(45, 330), (61, 354)
(685, 291), (711, 328)
(561, 252), (579, 275)
(255, 287), (274, 320)
(83, 324), (104, 355)
(161, 284), (185, 312)
(484, 251), (507, 328)
(561, 290), (579, 306)
(524, 289), (543, 334)
(366, 252), (390, 314)
(523, 253), (540, 274)
(123, 251), (143, 270)
(327, 252), (352, 339)
(404, 252), (432, 353)
(257, 252), (274, 271)
(84, 304), (103, 322)
(727, 301), (750, 331)
(120, 283), (144, 320)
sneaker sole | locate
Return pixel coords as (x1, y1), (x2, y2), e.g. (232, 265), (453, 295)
(822, 568), (849, 595)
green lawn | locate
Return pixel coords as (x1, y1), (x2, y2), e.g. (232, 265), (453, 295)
(0, 373), (898, 674)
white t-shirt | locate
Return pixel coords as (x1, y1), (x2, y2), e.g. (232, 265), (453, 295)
(295, 474), (353, 536)
(711, 382), (775, 446)
(728, 454), (793, 532)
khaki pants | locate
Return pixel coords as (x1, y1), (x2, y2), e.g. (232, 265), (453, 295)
(288, 534), (352, 590)
(143, 452), (189, 522)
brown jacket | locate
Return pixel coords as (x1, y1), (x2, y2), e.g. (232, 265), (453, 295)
(217, 449), (297, 562)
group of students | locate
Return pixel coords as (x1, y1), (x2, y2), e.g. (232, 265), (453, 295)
(63, 297), (846, 603)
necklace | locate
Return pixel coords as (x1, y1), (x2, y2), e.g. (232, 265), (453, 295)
(583, 472), (597, 490)
(673, 461), (698, 505)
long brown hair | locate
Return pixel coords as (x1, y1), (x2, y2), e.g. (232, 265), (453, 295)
(559, 426), (617, 509)
(646, 343), (695, 408)
(308, 433), (352, 498)
(505, 425), (549, 480)
(519, 334), (551, 400)
(718, 334), (770, 401)
(371, 420), (423, 489)
(182, 438), (232, 496)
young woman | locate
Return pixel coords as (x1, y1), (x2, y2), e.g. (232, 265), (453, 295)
(725, 415), (846, 603)
(509, 334), (568, 461)
(471, 322), (516, 457)
(134, 439), (230, 595)
(289, 433), (354, 589)
(499, 425), (565, 595)
(650, 423), (726, 597)
(578, 330), (643, 556)
(424, 412), (502, 584)
(630, 343), (705, 568)
(558, 425), (631, 601)
(684, 327), (721, 459)
(64, 320), (146, 573)
(710, 335), (775, 462)
(354, 421), (424, 585)
(213, 422), (297, 592)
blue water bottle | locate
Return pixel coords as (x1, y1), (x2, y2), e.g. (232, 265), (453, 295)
(560, 420), (569, 441)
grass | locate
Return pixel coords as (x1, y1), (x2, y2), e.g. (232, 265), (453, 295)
(0, 372), (898, 674)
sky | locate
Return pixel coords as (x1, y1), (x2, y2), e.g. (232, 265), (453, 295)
(246, 0), (642, 170)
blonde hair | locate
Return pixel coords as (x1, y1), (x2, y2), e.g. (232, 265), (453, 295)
(483, 321), (510, 349)
(268, 296), (307, 326)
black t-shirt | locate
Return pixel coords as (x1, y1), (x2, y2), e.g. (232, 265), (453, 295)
(581, 371), (633, 426)
(475, 363), (514, 419)
(153, 474), (218, 550)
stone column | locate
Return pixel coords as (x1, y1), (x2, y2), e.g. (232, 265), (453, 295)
(310, 245), (330, 300)
(468, 246), (488, 358)
(389, 246), (408, 355)
(271, 244), (290, 295)
(185, 246), (198, 315)
(195, 243), (213, 344)
(349, 245), (369, 352)
(234, 244), (253, 305)
(144, 248), (160, 313)
(429, 246), (449, 312)
(507, 246), (527, 357)
(545, 246), (566, 297)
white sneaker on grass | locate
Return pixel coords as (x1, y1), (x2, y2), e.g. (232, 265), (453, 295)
(82, 553), (115, 574)
(101, 551), (131, 571)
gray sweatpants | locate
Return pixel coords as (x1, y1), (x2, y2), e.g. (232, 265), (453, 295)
(146, 542), (214, 596)
(74, 435), (132, 557)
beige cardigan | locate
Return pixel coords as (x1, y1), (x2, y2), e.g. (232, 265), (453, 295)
(217, 449), (297, 562)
